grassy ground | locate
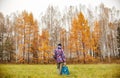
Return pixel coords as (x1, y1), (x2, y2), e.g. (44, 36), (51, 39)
(0, 64), (119, 78)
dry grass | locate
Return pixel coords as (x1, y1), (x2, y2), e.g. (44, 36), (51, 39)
(0, 64), (120, 78)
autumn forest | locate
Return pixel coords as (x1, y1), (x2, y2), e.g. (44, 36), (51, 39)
(0, 3), (120, 64)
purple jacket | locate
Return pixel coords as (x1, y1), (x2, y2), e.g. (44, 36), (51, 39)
(54, 46), (66, 63)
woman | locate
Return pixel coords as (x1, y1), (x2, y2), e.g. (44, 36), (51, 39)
(54, 43), (66, 75)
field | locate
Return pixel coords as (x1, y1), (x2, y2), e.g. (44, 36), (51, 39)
(0, 64), (120, 78)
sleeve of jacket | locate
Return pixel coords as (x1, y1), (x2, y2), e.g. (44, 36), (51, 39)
(53, 49), (57, 59)
(61, 49), (66, 62)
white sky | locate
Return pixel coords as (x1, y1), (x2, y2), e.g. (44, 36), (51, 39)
(0, 0), (120, 20)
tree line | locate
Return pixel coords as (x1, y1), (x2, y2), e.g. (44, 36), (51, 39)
(0, 3), (120, 64)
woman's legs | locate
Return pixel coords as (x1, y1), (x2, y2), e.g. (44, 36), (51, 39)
(57, 62), (63, 75)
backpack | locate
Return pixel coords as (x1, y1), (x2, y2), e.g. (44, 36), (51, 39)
(61, 65), (70, 75)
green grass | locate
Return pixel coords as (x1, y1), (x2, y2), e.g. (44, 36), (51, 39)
(0, 64), (120, 78)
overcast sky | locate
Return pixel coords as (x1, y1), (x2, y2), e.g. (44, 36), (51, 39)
(0, 0), (120, 20)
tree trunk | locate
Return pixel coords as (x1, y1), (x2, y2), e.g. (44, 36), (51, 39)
(82, 42), (86, 64)
(23, 24), (25, 64)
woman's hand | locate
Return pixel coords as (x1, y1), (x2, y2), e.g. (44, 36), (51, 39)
(64, 62), (66, 65)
